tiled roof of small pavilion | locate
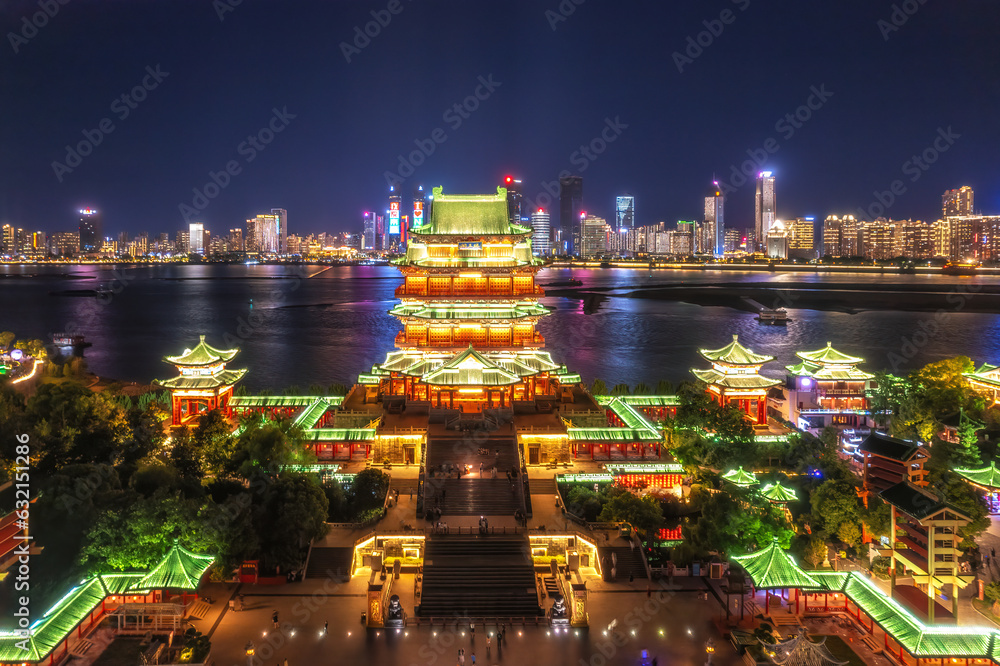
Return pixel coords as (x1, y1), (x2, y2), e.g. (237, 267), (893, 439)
(731, 539), (821, 590)
(690, 368), (781, 389)
(760, 482), (798, 503)
(154, 368), (247, 390)
(374, 348), (560, 380)
(422, 346), (522, 386)
(410, 186), (532, 236)
(794, 342), (864, 365)
(858, 432), (923, 462)
(699, 334), (774, 366)
(229, 395), (344, 408)
(954, 460), (1000, 491)
(163, 335), (239, 366)
(722, 467), (758, 487)
(134, 542), (215, 590)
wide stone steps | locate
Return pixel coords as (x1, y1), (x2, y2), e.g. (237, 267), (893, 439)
(418, 535), (541, 618)
(597, 545), (648, 580)
(428, 478), (521, 516)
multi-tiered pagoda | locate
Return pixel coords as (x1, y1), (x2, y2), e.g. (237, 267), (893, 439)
(364, 186), (577, 412)
(785, 342), (873, 430)
(155, 335), (247, 426)
(691, 334), (779, 425)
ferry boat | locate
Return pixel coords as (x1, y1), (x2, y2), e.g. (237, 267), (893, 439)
(51, 333), (92, 348)
(942, 261), (978, 276)
(757, 308), (789, 325)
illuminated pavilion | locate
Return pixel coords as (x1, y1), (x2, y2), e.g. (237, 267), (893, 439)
(964, 362), (1000, 404)
(154, 335), (247, 426)
(786, 342), (874, 430)
(691, 335), (779, 425)
(361, 186), (579, 412)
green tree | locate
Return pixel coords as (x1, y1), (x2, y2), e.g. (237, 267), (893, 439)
(228, 420), (314, 479)
(590, 378), (607, 395)
(809, 478), (861, 538)
(565, 486), (604, 522)
(837, 521), (861, 548)
(598, 486), (663, 537)
(801, 536), (828, 568)
(195, 409), (235, 474)
(633, 382), (651, 395)
(684, 486), (793, 557)
(610, 383), (631, 396)
(0, 331), (15, 349)
(255, 474), (329, 572)
(868, 372), (907, 428)
(349, 469), (391, 514)
(654, 379), (674, 395)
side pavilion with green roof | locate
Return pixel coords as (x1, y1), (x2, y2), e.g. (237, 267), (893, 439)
(729, 541), (1000, 666)
(722, 466), (758, 487)
(965, 362), (1000, 404)
(786, 342), (874, 430)
(954, 460), (1000, 511)
(692, 334), (779, 425)
(154, 335), (247, 426)
(0, 544), (214, 665)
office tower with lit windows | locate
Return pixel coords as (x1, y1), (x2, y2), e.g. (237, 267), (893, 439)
(703, 181), (724, 256)
(558, 175), (583, 254)
(943, 186), (974, 218)
(413, 185), (427, 233)
(530, 208), (551, 256)
(188, 222), (205, 254)
(363, 211), (376, 250)
(271, 208), (288, 254)
(579, 213), (609, 259)
(615, 195), (635, 231)
(387, 187), (403, 251)
(754, 172), (775, 251)
(503, 176), (523, 224)
(79, 208), (101, 252)
(724, 228), (741, 254)
(787, 217), (815, 258)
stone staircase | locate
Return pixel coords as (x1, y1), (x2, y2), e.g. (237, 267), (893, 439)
(597, 545), (648, 580)
(305, 546), (354, 580)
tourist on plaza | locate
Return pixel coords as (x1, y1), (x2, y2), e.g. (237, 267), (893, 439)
(486, 635), (491, 653)
(323, 620), (328, 635)
(471, 652), (476, 665)
(272, 610), (279, 628)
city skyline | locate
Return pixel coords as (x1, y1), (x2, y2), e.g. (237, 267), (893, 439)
(2, 2), (998, 238)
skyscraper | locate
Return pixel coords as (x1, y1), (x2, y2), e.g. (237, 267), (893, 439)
(579, 213), (608, 258)
(363, 211), (376, 250)
(503, 176), (523, 224)
(788, 217), (815, 252)
(754, 172), (776, 251)
(271, 208), (288, 254)
(703, 181), (724, 256)
(188, 222), (205, 254)
(530, 208), (551, 256)
(615, 195), (635, 230)
(246, 211), (283, 254)
(79, 208), (101, 253)
(942, 186), (974, 217)
(387, 187), (402, 250)
(558, 175), (583, 255)
(413, 185), (426, 229)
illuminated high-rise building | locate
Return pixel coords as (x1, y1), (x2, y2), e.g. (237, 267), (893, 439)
(387, 186), (402, 251)
(363, 211), (376, 250)
(943, 186), (974, 218)
(788, 217), (815, 251)
(271, 208), (288, 254)
(188, 222), (205, 254)
(530, 208), (551, 256)
(754, 172), (775, 251)
(703, 181), (724, 256)
(558, 175), (583, 254)
(79, 208), (101, 253)
(503, 176), (523, 224)
(579, 213), (608, 258)
(413, 185), (427, 233)
(615, 195), (635, 230)
(724, 228), (741, 254)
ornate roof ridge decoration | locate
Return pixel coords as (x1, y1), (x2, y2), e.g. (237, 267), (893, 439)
(163, 334), (239, 366)
(135, 540), (215, 591)
(699, 334), (775, 366)
(421, 345), (522, 386)
(410, 186), (531, 237)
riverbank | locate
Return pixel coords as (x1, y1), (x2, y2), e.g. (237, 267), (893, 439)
(549, 260), (996, 276)
(545, 281), (998, 314)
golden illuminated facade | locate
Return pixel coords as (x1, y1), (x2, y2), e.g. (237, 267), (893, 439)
(362, 186), (579, 412)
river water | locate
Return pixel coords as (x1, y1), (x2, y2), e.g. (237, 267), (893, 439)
(3, 264), (999, 390)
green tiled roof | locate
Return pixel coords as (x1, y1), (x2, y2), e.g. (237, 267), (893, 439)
(0, 548), (214, 664)
(292, 398), (331, 430)
(795, 342), (864, 365)
(966, 364), (1000, 389)
(412, 187), (528, 236)
(229, 395), (344, 407)
(731, 539), (821, 590)
(154, 368), (247, 390)
(690, 368), (780, 389)
(699, 334), (773, 366)
(374, 349), (561, 382)
(611, 395), (681, 407)
(302, 428), (376, 442)
(566, 427), (661, 441)
(760, 482), (798, 503)
(389, 302), (550, 320)
(722, 467), (758, 487)
(423, 346), (521, 386)
(955, 460), (1000, 491)
(163, 335), (239, 366)
(786, 360), (873, 380)
(135, 542), (215, 590)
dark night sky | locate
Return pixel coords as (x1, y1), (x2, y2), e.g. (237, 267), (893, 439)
(1, 0), (999, 238)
